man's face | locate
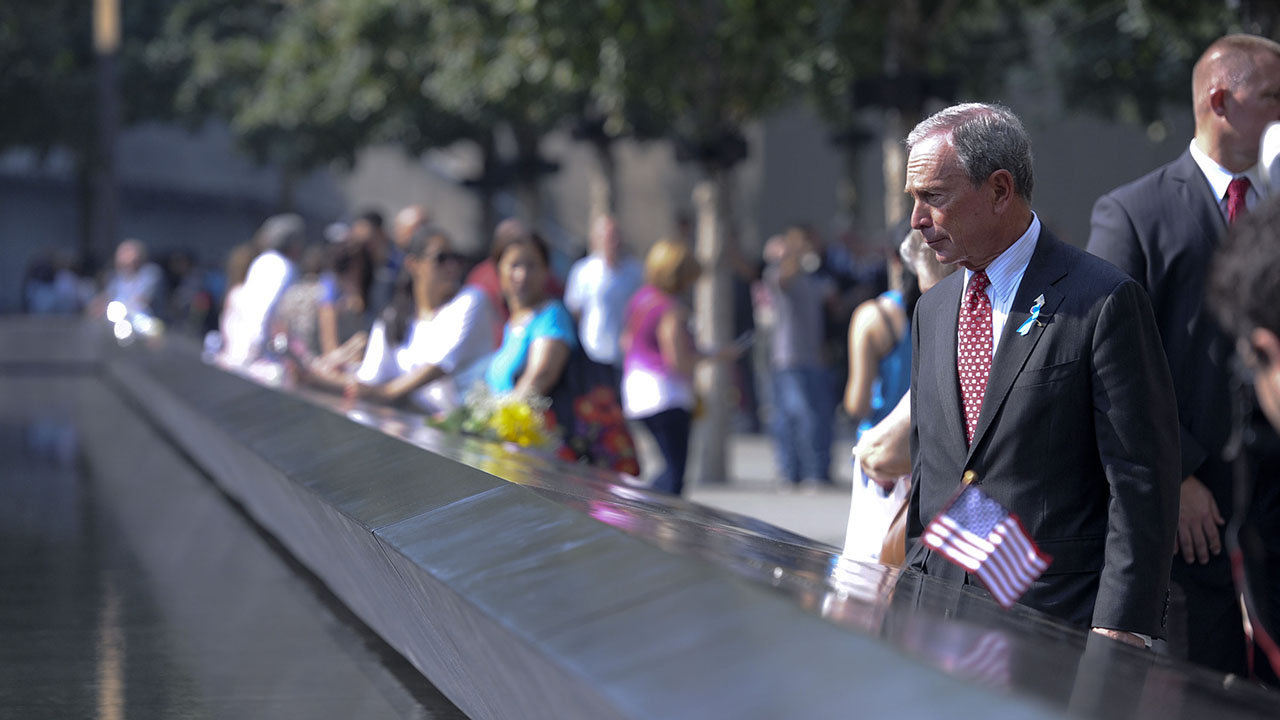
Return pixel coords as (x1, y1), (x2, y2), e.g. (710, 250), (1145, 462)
(1228, 51), (1280, 157)
(904, 134), (1000, 271)
(115, 243), (141, 274)
(349, 219), (375, 245)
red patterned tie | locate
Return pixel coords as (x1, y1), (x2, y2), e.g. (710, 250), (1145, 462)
(958, 270), (992, 446)
(1227, 176), (1251, 225)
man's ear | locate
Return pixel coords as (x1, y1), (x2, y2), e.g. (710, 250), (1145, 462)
(988, 169), (1016, 212)
(1251, 327), (1280, 369)
(1209, 87), (1229, 117)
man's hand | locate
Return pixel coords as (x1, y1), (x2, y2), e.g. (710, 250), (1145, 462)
(1173, 475), (1224, 564)
(853, 397), (911, 489)
(1090, 627), (1146, 648)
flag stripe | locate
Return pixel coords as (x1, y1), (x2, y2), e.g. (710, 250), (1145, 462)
(988, 528), (1039, 584)
(987, 532), (1035, 604)
(980, 549), (1022, 602)
(924, 525), (984, 571)
(1007, 515), (1052, 567)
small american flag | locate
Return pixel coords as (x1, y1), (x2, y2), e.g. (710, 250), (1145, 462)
(922, 484), (1051, 608)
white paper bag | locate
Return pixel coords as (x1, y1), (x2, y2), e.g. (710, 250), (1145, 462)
(842, 452), (909, 562)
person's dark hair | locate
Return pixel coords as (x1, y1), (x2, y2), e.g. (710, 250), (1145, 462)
(333, 241), (373, 310)
(357, 208), (385, 230)
(1209, 195), (1280, 341)
(494, 231), (550, 269)
(381, 226), (453, 345)
(906, 102), (1035, 201)
(299, 245), (328, 278)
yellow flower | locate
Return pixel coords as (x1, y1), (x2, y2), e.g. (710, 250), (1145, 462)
(485, 396), (553, 448)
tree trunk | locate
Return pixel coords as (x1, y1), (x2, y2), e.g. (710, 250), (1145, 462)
(513, 125), (543, 227)
(75, 156), (96, 266)
(278, 164), (297, 213)
(476, 130), (498, 248)
(91, 46), (119, 263)
(882, 0), (923, 229)
(689, 169), (735, 486)
(882, 108), (915, 228)
(588, 138), (617, 226)
(837, 144), (861, 223)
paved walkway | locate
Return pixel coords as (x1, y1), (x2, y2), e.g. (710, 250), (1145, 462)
(633, 429), (855, 549)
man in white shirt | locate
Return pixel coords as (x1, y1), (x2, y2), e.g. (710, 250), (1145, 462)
(563, 214), (643, 368)
(1088, 33), (1280, 674)
(91, 238), (163, 318)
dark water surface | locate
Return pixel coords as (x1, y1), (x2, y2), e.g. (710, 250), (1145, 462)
(0, 378), (465, 719)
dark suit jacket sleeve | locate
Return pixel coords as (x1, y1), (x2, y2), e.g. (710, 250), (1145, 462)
(1087, 194), (1206, 479)
(906, 300), (926, 564)
(1088, 278), (1180, 636)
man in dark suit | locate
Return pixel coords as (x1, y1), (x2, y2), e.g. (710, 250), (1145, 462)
(1087, 34), (1280, 673)
(905, 103), (1180, 647)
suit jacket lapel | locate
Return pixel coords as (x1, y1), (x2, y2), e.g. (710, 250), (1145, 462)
(1171, 150), (1226, 250)
(966, 232), (1068, 461)
(933, 274), (967, 450)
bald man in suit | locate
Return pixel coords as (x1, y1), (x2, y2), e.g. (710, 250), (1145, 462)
(1087, 34), (1280, 673)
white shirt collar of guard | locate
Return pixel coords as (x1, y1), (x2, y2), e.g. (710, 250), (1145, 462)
(1189, 139), (1265, 213)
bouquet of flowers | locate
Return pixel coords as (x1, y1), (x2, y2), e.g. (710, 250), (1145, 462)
(429, 384), (559, 451)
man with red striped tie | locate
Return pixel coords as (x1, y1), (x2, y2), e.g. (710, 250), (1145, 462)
(905, 103), (1180, 649)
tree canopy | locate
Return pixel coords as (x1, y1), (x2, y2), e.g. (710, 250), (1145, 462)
(0, 0), (178, 160)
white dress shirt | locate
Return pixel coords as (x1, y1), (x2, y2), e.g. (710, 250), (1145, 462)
(563, 253), (643, 365)
(356, 286), (495, 413)
(959, 213), (1042, 357)
(1189, 140), (1266, 220)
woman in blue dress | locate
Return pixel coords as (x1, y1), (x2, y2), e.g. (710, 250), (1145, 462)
(844, 240), (916, 439)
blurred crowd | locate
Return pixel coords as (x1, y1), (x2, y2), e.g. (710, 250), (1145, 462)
(35, 198), (903, 493)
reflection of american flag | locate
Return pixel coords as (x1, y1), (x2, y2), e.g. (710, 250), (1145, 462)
(923, 485), (1051, 608)
(903, 621), (1014, 691)
(951, 630), (1012, 688)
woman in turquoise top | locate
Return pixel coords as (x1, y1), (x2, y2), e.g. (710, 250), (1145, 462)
(844, 233), (920, 438)
(484, 233), (578, 395)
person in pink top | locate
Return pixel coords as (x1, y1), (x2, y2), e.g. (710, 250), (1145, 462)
(621, 239), (737, 495)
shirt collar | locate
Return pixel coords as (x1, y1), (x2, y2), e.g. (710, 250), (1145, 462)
(1189, 139), (1263, 202)
(965, 212), (1041, 304)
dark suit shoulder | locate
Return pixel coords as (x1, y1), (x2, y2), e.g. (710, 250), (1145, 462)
(912, 267), (963, 336)
(917, 268), (963, 310)
(1102, 161), (1177, 206)
(1056, 238), (1141, 297)
(1098, 151), (1199, 210)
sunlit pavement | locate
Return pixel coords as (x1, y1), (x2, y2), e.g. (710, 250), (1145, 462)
(631, 427), (855, 548)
